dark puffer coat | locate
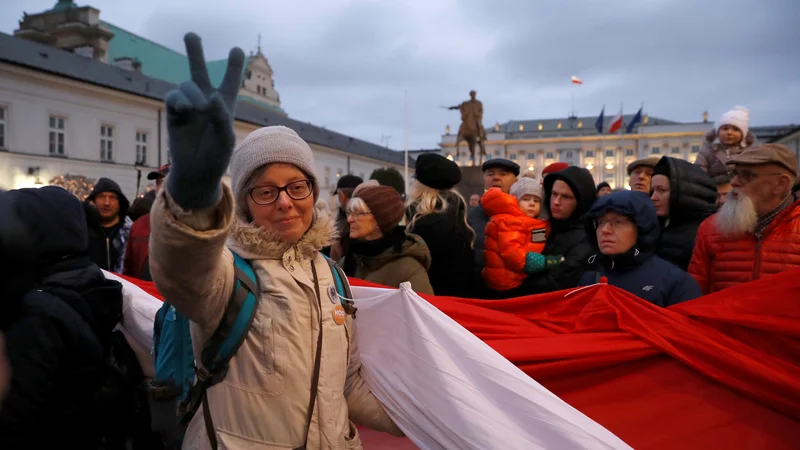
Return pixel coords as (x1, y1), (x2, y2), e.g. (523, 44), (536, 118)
(652, 157), (717, 271)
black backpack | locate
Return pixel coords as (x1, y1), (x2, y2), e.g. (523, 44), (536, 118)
(43, 278), (163, 450)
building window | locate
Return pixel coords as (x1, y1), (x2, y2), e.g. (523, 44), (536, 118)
(527, 152), (535, 160)
(651, 147), (661, 154)
(101, 124), (114, 161)
(565, 151), (573, 158)
(519, 124), (524, 132)
(671, 147), (681, 154)
(495, 150), (501, 156)
(49, 116), (65, 155)
(557, 122), (562, 129)
(0, 106), (6, 149)
(538, 123), (543, 131)
(605, 150), (614, 157)
(324, 167), (331, 188)
(691, 145), (700, 153)
(626, 149), (634, 156)
(136, 131), (148, 165)
(360, 172), (365, 180)
(585, 150), (594, 157)
(337, 169), (343, 178)
(509, 153), (518, 161)
(545, 152), (555, 159)
(577, 121), (583, 128)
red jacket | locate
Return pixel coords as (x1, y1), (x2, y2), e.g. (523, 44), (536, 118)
(481, 188), (549, 291)
(123, 213), (151, 280)
(689, 199), (800, 294)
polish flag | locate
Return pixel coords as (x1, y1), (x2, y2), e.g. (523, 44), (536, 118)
(571, 76), (583, 85)
(608, 106), (623, 134)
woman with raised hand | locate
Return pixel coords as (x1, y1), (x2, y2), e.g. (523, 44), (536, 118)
(149, 33), (402, 449)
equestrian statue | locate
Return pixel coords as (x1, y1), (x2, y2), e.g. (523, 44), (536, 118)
(447, 90), (487, 165)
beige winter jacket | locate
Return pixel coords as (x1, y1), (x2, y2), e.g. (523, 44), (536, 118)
(149, 185), (403, 449)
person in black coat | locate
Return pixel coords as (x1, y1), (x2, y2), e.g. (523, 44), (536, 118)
(85, 177), (132, 273)
(406, 153), (476, 297)
(649, 157), (717, 270)
(0, 186), (124, 448)
(579, 190), (702, 307)
(506, 166), (597, 296)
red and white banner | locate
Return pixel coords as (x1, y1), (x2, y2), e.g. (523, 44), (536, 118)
(112, 269), (800, 450)
(608, 106), (623, 134)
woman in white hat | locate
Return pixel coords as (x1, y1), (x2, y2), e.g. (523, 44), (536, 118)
(149, 34), (401, 449)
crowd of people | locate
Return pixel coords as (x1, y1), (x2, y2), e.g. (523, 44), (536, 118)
(1, 31), (799, 450)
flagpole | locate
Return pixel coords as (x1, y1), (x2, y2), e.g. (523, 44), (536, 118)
(619, 103), (624, 188)
(404, 89), (409, 197)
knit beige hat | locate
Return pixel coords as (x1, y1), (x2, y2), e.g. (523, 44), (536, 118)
(230, 126), (319, 201)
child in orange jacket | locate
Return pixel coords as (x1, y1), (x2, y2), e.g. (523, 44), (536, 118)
(482, 177), (563, 292)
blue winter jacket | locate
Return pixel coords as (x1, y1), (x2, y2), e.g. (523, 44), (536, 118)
(578, 191), (702, 307)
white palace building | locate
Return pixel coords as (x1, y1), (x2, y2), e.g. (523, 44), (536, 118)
(0, 1), (410, 201)
(438, 114), (797, 191)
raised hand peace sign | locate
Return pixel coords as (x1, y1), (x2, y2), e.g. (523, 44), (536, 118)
(164, 33), (245, 209)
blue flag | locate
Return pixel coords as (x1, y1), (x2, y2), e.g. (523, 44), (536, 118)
(626, 106), (643, 134)
(595, 106), (605, 134)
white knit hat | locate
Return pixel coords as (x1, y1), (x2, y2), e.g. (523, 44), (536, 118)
(230, 126), (319, 201)
(716, 106), (750, 143)
(510, 177), (544, 202)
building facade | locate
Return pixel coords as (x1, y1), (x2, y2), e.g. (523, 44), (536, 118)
(1, 1), (410, 204)
(440, 115), (796, 190)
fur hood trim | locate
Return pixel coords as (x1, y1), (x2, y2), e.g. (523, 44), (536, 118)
(227, 211), (336, 260)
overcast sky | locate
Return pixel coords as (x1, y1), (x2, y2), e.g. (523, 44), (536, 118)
(3, 0), (799, 150)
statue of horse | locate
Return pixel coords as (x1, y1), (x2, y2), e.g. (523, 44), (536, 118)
(447, 91), (488, 165)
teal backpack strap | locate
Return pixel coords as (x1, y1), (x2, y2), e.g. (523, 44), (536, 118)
(323, 255), (356, 318)
(179, 250), (260, 450)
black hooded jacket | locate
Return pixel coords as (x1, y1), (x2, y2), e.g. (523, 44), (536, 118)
(86, 177), (131, 272)
(652, 157), (717, 270)
(517, 167), (597, 295)
(0, 186), (123, 448)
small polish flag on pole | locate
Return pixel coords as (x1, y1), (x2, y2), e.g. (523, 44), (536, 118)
(608, 104), (624, 134)
(571, 76), (583, 85)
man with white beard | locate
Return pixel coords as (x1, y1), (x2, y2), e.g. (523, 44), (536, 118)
(689, 144), (800, 294)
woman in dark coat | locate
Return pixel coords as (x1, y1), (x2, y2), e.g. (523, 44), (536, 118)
(405, 154), (476, 297)
(650, 156), (717, 270)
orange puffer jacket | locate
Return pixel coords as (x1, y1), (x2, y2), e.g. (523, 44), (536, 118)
(689, 199), (800, 294)
(482, 188), (549, 291)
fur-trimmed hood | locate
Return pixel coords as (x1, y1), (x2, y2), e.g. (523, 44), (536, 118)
(227, 211), (336, 261)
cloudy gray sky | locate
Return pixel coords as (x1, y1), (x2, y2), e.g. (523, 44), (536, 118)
(3, 0), (799, 150)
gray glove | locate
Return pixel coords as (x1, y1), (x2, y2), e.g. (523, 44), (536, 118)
(164, 33), (244, 209)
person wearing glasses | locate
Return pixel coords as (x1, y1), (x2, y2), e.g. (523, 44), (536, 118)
(341, 184), (434, 294)
(689, 144), (800, 295)
(149, 34), (401, 449)
(579, 190), (701, 307)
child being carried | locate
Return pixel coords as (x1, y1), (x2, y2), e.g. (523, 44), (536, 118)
(482, 177), (563, 292)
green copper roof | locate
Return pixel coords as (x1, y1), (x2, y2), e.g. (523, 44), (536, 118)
(101, 20), (285, 114)
(50, 0), (78, 12)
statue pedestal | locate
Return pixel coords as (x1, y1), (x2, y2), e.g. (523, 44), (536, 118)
(454, 165), (485, 199)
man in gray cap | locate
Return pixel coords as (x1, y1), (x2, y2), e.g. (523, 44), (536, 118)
(627, 155), (662, 193)
(467, 158), (520, 286)
(689, 144), (800, 294)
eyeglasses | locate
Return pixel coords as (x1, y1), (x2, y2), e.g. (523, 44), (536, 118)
(249, 180), (313, 205)
(595, 217), (633, 230)
(347, 210), (373, 219)
(728, 169), (784, 185)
